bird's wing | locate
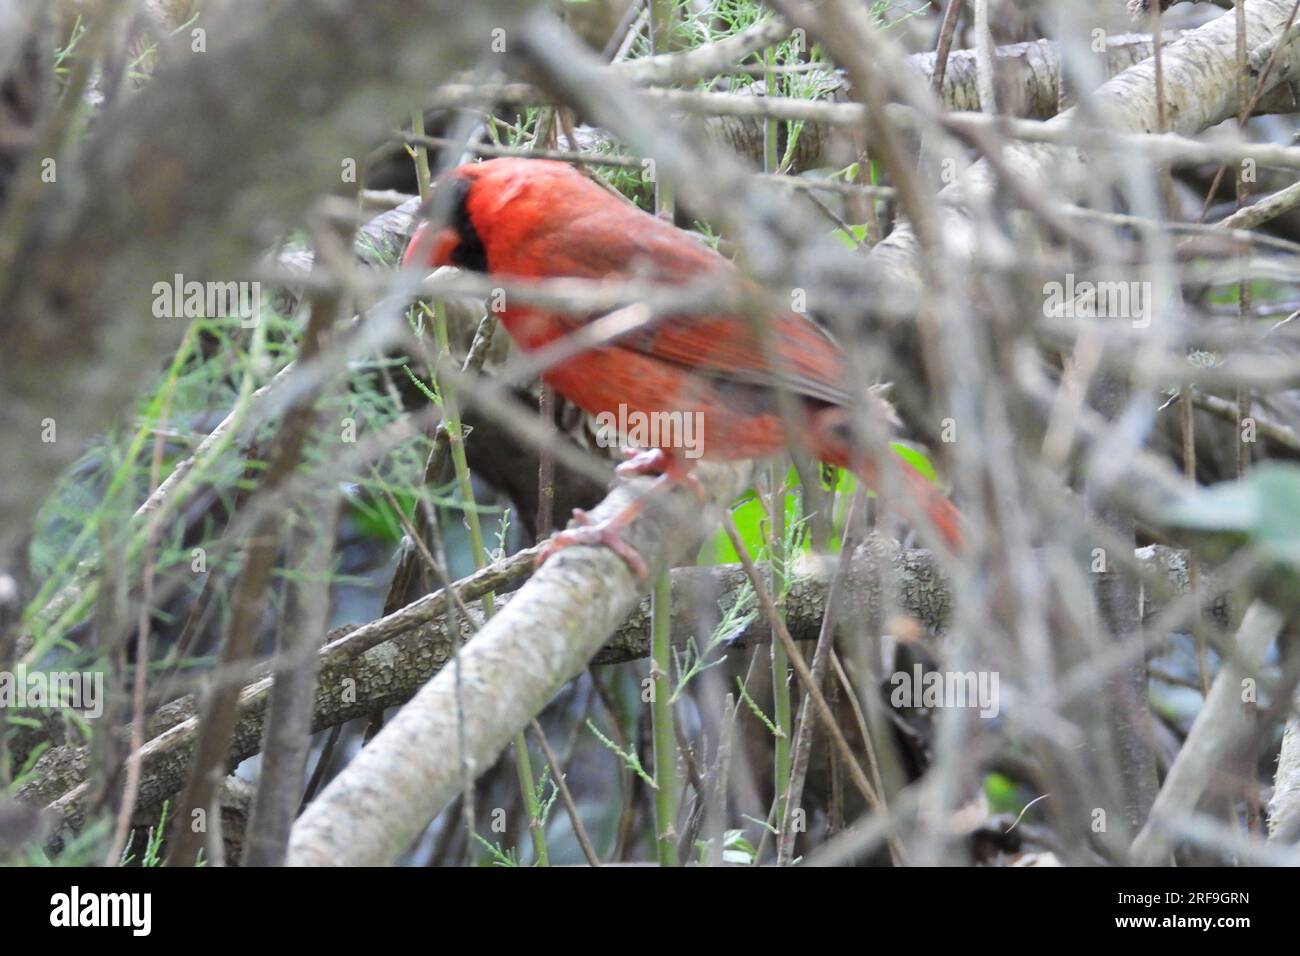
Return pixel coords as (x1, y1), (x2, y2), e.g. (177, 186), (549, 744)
(526, 210), (854, 407)
(616, 309), (853, 408)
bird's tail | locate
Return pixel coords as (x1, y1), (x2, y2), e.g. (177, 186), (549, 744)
(810, 410), (964, 552)
(881, 456), (964, 552)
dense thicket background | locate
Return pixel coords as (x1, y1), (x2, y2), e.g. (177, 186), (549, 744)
(2, 0), (1300, 870)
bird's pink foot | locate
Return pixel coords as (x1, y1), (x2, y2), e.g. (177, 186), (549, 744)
(537, 506), (650, 579)
(615, 448), (707, 502)
(537, 451), (710, 578)
(616, 447), (674, 478)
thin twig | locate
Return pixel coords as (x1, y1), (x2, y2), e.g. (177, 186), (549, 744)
(529, 719), (601, 867)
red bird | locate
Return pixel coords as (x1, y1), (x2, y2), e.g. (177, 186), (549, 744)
(404, 158), (961, 574)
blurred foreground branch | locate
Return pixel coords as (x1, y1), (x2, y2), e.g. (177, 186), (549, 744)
(0, 0), (526, 558)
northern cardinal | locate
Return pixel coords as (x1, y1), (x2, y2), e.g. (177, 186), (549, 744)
(404, 158), (961, 574)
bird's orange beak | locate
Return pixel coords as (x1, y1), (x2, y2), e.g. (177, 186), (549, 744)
(403, 221), (460, 271)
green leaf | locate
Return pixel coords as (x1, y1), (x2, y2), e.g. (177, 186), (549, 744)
(402, 363), (441, 407)
(831, 224), (872, 250)
(345, 486), (414, 546)
(1164, 463), (1300, 568)
(983, 772), (1021, 815)
(696, 445), (938, 563)
(891, 441), (935, 482)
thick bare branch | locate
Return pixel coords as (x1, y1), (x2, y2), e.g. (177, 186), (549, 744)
(1132, 601), (1287, 862)
(283, 462), (754, 865)
(21, 534), (1223, 846)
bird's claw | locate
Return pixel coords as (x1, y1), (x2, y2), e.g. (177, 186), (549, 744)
(615, 447), (673, 478)
(537, 508), (651, 580)
(535, 450), (705, 579)
(615, 448), (707, 503)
